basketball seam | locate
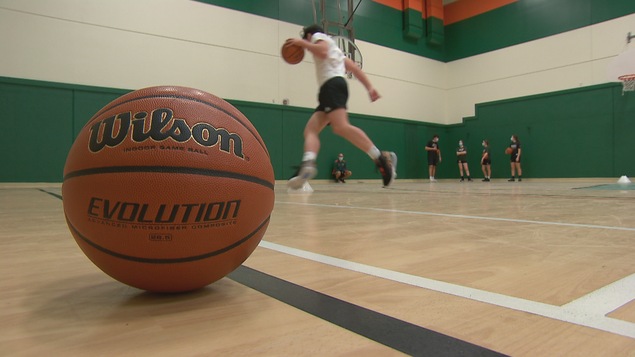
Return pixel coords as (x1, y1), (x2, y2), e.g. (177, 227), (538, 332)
(63, 165), (275, 190)
(65, 215), (270, 264)
(86, 94), (270, 157)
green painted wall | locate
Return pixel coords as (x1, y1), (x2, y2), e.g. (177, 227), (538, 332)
(444, 0), (635, 61)
(0, 77), (435, 182)
(2, 77), (631, 183)
(443, 84), (635, 179)
(0, 78), (127, 182)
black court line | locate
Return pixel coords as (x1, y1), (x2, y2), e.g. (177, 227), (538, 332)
(44, 188), (507, 356)
(228, 266), (508, 357)
(38, 188), (63, 200)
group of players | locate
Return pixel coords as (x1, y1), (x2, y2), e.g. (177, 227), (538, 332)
(425, 134), (523, 182)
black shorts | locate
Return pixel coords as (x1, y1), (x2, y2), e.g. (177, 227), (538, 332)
(482, 159), (491, 165)
(428, 158), (438, 166)
(457, 158), (467, 164)
(511, 155), (521, 163)
(316, 77), (348, 113)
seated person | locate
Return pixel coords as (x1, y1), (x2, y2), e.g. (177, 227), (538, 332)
(332, 153), (352, 183)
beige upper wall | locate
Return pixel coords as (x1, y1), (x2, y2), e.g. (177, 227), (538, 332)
(0, 0), (632, 124)
(446, 13), (635, 122)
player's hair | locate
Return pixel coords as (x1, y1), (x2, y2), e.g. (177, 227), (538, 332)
(302, 24), (324, 39)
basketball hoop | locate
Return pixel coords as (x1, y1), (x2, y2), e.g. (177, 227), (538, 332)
(618, 74), (635, 94)
(607, 34), (635, 94)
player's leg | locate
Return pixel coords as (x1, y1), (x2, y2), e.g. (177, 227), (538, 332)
(465, 163), (472, 181)
(288, 112), (329, 189)
(328, 109), (396, 186)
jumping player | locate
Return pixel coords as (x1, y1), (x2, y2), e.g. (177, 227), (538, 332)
(285, 25), (397, 189)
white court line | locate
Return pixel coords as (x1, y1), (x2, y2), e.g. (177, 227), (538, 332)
(276, 201), (635, 232)
(259, 241), (635, 339)
(270, 201), (635, 338)
(563, 274), (635, 316)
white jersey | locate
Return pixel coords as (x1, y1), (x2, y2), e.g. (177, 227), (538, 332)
(310, 32), (346, 86)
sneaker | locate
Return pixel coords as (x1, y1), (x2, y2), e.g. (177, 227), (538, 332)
(430, 178), (437, 182)
(482, 178), (490, 182)
(288, 160), (317, 189)
(390, 152), (398, 180)
(518, 177), (522, 182)
(460, 178), (464, 182)
(468, 177), (473, 182)
(375, 151), (397, 187)
(508, 178), (515, 182)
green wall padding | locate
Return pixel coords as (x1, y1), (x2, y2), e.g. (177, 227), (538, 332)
(403, 8), (423, 40)
(444, 84), (634, 180)
(426, 16), (444, 46)
(1, 77), (632, 182)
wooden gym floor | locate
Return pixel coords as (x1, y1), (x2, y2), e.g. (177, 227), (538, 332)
(2, 178), (635, 356)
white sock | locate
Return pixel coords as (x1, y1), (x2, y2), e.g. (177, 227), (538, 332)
(302, 151), (317, 162)
(367, 146), (381, 160)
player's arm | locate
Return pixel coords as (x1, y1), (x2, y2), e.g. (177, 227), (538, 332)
(285, 38), (329, 59)
(344, 58), (380, 102)
(286, 38), (328, 59)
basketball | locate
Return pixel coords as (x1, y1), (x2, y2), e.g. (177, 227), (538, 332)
(281, 41), (304, 65)
(505, 147), (513, 155)
(62, 86), (275, 293)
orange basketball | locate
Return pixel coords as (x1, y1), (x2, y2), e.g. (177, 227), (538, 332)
(62, 86), (275, 293)
(505, 147), (513, 155)
(281, 41), (304, 65)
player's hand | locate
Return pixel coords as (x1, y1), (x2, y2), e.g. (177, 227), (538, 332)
(368, 88), (380, 102)
(285, 38), (305, 47)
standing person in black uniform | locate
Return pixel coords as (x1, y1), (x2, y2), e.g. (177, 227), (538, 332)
(456, 140), (472, 182)
(481, 139), (491, 182)
(508, 135), (522, 182)
(425, 134), (441, 182)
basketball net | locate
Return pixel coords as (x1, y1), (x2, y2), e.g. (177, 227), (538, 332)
(618, 74), (635, 95)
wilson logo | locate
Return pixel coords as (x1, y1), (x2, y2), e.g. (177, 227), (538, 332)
(88, 108), (244, 158)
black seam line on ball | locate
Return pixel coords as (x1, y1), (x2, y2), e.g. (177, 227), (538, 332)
(65, 215), (270, 264)
(63, 166), (275, 190)
(86, 94), (269, 157)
